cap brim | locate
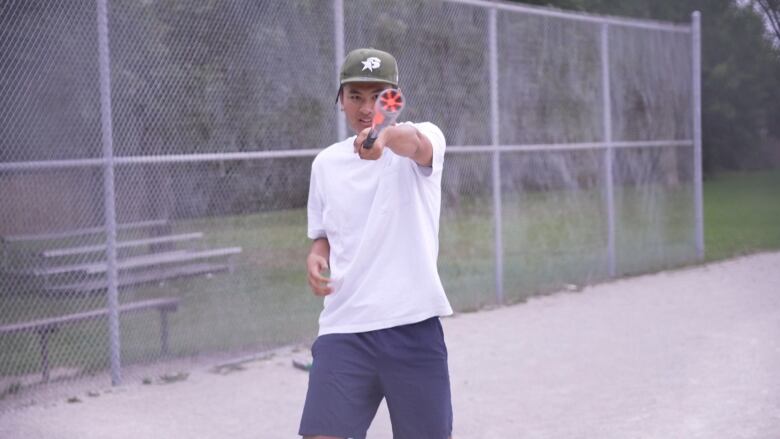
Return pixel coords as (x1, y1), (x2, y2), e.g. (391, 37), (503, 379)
(340, 77), (398, 86)
(335, 79), (399, 104)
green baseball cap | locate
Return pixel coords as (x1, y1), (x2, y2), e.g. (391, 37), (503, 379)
(339, 48), (399, 87)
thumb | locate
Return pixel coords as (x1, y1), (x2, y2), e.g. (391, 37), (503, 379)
(318, 257), (329, 272)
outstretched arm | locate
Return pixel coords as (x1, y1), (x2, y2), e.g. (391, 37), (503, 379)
(354, 124), (433, 167)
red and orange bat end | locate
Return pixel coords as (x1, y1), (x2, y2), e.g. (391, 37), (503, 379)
(379, 89), (404, 113)
(364, 88), (406, 149)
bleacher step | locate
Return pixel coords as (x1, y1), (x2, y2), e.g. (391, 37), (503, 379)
(44, 262), (232, 293)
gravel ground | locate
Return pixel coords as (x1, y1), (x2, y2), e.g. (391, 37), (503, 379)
(2, 252), (779, 438)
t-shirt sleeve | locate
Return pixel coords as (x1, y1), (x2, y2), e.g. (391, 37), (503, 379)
(412, 122), (446, 178)
(307, 159), (327, 240)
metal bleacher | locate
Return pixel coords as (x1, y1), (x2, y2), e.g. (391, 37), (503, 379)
(1, 220), (242, 294)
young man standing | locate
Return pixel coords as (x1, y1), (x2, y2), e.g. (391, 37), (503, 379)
(299, 48), (454, 439)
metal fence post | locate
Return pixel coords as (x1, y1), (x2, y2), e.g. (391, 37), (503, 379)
(489, 7), (504, 304)
(334, 0), (346, 141)
(692, 11), (704, 260)
(600, 23), (616, 277)
(95, 0), (122, 385)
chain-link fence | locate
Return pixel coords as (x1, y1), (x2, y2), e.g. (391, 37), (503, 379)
(0, 0), (701, 408)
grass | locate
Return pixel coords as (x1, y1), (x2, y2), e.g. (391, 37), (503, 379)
(1, 170), (778, 383)
(703, 170), (780, 261)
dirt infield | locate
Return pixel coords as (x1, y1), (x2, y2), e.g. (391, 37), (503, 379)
(2, 252), (779, 438)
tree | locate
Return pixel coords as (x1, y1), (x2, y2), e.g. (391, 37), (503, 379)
(752, 0), (780, 44)
(512, 0), (780, 172)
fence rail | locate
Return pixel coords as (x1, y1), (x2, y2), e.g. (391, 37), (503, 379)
(0, 140), (693, 172)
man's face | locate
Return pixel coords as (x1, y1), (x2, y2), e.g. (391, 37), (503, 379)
(340, 82), (393, 135)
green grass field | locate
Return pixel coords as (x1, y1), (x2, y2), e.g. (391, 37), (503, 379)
(703, 170), (780, 261)
(1, 170), (778, 386)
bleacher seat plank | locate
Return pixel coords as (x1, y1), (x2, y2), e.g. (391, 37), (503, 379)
(2, 219), (168, 243)
(83, 247), (242, 274)
(41, 232), (204, 258)
(44, 262), (231, 293)
(0, 298), (180, 335)
(32, 250), (189, 276)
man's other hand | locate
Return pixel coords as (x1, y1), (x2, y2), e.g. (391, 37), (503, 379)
(307, 253), (333, 296)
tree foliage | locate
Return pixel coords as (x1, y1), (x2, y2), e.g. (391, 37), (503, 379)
(517, 0), (780, 172)
(752, 0), (780, 44)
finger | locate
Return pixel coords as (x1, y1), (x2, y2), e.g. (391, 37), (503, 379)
(307, 257), (327, 273)
(308, 275), (324, 294)
(308, 269), (332, 288)
(316, 284), (333, 296)
(361, 143), (380, 160)
(313, 257), (328, 271)
(308, 276), (333, 296)
(309, 270), (329, 284)
(313, 260), (329, 276)
(354, 132), (364, 153)
(317, 261), (329, 273)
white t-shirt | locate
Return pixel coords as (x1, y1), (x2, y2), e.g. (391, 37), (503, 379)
(307, 121), (453, 335)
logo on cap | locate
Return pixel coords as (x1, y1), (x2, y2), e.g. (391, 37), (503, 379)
(361, 57), (381, 72)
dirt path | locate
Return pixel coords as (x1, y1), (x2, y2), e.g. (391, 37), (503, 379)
(2, 252), (779, 438)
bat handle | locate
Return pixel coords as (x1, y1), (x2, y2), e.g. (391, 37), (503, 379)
(363, 129), (378, 149)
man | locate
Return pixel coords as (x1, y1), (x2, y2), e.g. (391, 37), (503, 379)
(300, 48), (453, 439)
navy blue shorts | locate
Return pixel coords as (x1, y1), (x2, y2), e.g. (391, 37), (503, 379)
(298, 317), (452, 438)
